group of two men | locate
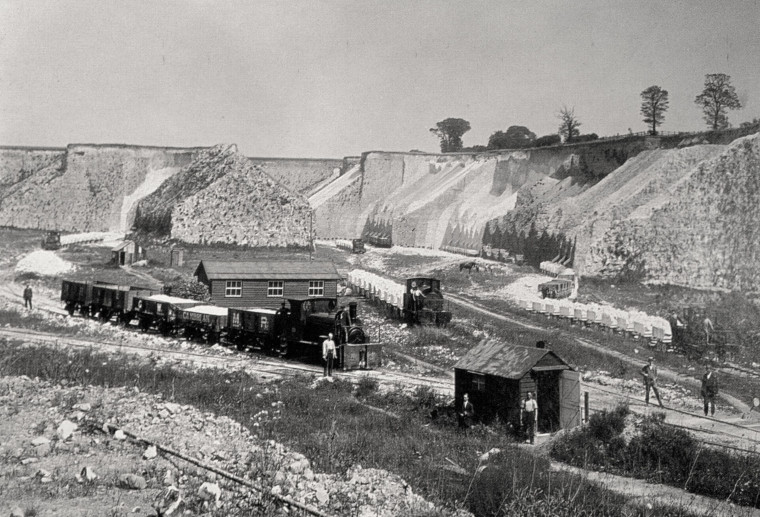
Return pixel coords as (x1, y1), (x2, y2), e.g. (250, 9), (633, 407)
(459, 391), (540, 444)
(641, 356), (719, 417)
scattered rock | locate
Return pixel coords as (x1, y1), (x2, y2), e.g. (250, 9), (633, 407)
(114, 429), (127, 441)
(56, 419), (78, 441)
(315, 486), (329, 505)
(72, 402), (92, 411)
(31, 436), (51, 446)
(119, 473), (148, 490)
(77, 466), (97, 483)
(198, 481), (221, 502)
(143, 445), (158, 460)
(10, 507), (24, 517)
(21, 457), (38, 465)
(162, 469), (175, 486)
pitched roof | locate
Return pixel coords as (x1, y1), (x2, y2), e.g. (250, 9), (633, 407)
(454, 339), (570, 379)
(195, 260), (342, 280)
(112, 240), (134, 251)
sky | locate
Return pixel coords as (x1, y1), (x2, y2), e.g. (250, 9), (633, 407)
(1, 0), (759, 158)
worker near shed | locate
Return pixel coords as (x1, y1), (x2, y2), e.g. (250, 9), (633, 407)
(23, 284), (33, 309)
(523, 392), (538, 444)
(322, 332), (337, 377)
(703, 316), (715, 346)
(458, 393), (475, 433)
(641, 357), (664, 408)
(336, 305), (351, 343)
(700, 364), (719, 416)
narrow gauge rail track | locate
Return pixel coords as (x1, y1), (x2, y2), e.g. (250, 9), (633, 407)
(0, 326), (453, 393)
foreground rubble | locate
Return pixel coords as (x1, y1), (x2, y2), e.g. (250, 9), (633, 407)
(0, 375), (468, 517)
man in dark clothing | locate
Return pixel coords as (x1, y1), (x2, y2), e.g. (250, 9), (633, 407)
(523, 392), (538, 444)
(337, 305), (351, 343)
(641, 357), (664, 408)
(23, 285), (33, 309)
(458, 393), (475, 433)
(701, 365), (719, 416)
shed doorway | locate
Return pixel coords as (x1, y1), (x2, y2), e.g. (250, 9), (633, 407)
(535, 370), (561, 433)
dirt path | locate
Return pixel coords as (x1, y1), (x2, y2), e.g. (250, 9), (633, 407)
(550, 461), (760, 517)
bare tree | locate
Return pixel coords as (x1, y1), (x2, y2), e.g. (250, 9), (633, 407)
(640, 85), (669, 135)
(695, 73), (742, 131)
(557, 106), (581, 143)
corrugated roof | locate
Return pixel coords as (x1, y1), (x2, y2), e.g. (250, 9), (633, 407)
(454, 339), (569, 379)
(195, 260), (342, 280)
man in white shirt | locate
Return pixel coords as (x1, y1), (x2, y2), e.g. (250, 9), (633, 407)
(523, 392), (538, 444)
(322, 333), (336, 377)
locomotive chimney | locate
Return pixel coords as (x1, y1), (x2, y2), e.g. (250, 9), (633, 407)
(348, 301), (358, 323)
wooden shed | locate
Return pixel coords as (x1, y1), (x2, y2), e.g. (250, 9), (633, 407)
(111, 240), (144, 266)
(194, 260), (343, 309)
(454, 340), (580, 433)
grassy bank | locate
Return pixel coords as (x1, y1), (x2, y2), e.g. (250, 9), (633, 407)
(0, 341), (701, 517)
(552, 405), (760, 509)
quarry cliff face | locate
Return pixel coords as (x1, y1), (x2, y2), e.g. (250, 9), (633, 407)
(311, 137), (650, 248)
(0, 144), (200, 232)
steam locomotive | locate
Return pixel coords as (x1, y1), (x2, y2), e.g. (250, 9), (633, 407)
(60, 280), (368, 366)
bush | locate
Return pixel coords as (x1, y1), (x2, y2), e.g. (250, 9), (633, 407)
(533, 134), (561, 147)
(354, 376), (379, 398)
(165, 277), (211, 302)
(588, 404), (629, 442)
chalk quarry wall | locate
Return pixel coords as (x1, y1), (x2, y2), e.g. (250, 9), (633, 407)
(311, 137), (652, 248)
(247, 157), (343, 197)
(0, 144), (201, 232)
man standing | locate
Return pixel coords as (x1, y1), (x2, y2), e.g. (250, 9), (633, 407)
(703, 316), (715, 346)
(322, 332), (336, 377)
(641, 357), (664, 408)
(458, 393), (475, 433)
(337, 305), (351, 343)
(701, 364), (719, 416)
(524, 392), (538, 444)
(23, 284), (33, 310)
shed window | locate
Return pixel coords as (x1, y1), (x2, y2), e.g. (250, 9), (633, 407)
(471, 373), (486, 392)
(225, 281), (242, 297)
(308, 281), (324, 296)
(268, 281), (283, 297)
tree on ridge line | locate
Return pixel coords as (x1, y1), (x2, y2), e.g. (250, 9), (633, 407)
(695, 73), (742, 131)
(640, 85), (669, 135)
(430, 118), (471, 153)
(557, 106), (581, 143)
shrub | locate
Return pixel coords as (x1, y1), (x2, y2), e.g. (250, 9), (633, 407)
(354, 376), (379, 398)
(164, 277), (211, 302)
(533, 134), (561, 147)
(587, 404), (629, 442)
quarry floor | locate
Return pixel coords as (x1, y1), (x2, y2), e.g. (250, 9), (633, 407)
(2, 229), (760, 515)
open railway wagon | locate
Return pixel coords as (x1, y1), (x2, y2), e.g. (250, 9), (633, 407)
(346, 270), (452, 327)
(177, 305), (229, 343)
(519, 297), (673, 349)
(335, 239), (366, 254)
(538, 278), (573, 299)
(91, 283), (156, 323)
(61, 280), (155, 323)
(132, 294), (203, 335)
(365, 232), (392, 248)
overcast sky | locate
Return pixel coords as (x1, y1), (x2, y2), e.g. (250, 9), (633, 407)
(1, 0), (758, 157)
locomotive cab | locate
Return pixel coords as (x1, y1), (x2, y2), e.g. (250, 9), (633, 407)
(284, 297), (367, 361)
(403, 277), (452, 326)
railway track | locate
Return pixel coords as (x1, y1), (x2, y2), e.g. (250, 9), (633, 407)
(0, 326), (453, 394)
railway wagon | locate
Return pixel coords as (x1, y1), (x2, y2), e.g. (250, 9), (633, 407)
(402, 277), (452, 326)
(61, 279), (97, 316)
(226, 307), (280, 352)
(538, 278), (572, 299)
(90, 283), (155, 323)
(133, 294), (203, 334)
(177, 305), (229, 343)
(366, 232), (392, 248)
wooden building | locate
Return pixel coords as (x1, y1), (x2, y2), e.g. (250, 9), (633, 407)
(111, 240), (144, 266)
(454, 340), (580, 433)
(194, 260), (342, 309)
